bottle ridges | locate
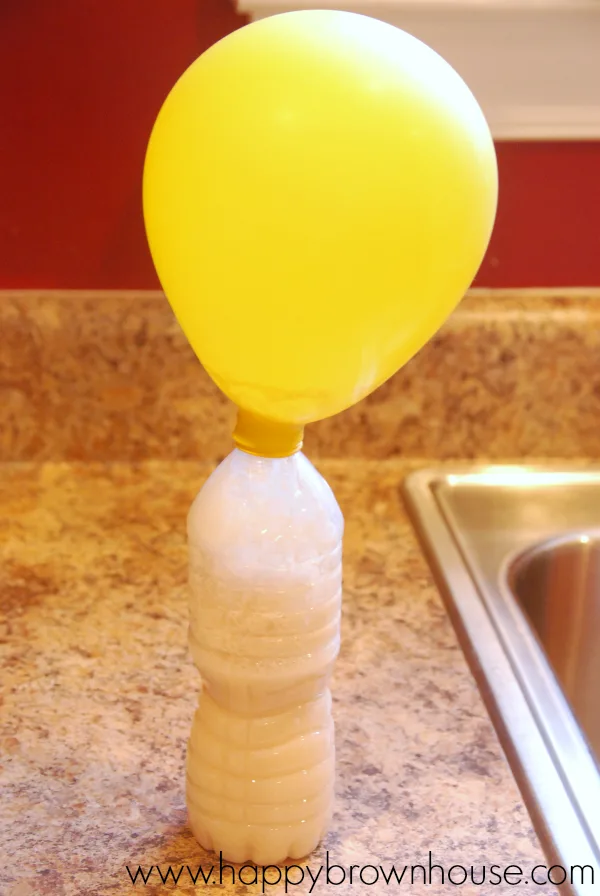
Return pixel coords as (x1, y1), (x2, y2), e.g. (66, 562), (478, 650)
(186, 552), (341, 865)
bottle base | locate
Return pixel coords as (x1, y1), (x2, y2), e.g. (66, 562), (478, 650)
(187, 803), (333, 866)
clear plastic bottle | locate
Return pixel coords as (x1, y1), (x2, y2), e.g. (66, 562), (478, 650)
(186, 448), (343, 865)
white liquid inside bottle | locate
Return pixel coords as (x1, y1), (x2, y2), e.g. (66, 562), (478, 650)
(186, 448), (343, 865)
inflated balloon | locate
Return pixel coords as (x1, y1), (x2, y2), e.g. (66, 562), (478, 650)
(144, 10), (497, 452)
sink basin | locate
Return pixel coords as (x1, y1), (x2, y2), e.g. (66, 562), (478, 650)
(403, 467), (600, 894)
(508, 533), (600, 761)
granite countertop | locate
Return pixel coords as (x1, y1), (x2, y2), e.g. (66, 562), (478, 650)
(1, 458), (551, 896)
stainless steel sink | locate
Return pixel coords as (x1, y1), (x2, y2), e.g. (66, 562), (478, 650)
(508, 532), (600, 761)
(403, 466), (600, 894)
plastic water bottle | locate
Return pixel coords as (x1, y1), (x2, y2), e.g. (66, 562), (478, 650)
(186, 447), (343, 865)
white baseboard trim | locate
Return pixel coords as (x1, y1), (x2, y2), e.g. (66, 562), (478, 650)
(237, 0), (600, 139)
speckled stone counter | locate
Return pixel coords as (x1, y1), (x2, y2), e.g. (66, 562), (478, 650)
(2, 289), (600, 463)
(1, 459), (552, 896)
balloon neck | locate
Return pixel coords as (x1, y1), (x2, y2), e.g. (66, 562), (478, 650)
(233, 408), (304, 458)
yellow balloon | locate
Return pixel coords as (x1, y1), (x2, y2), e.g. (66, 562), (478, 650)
(144, 10), (497, 441)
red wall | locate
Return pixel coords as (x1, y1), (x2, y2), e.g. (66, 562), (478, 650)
(479, 142), (600, 287)
(1, 0), (599, 289)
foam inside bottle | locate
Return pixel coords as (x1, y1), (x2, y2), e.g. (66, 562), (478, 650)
(186, 448), (343, 865)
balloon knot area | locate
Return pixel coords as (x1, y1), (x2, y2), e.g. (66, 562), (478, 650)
(233, 408), (304, 458)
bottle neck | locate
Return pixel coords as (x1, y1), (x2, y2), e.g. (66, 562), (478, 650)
(233, 408), (304, 458)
